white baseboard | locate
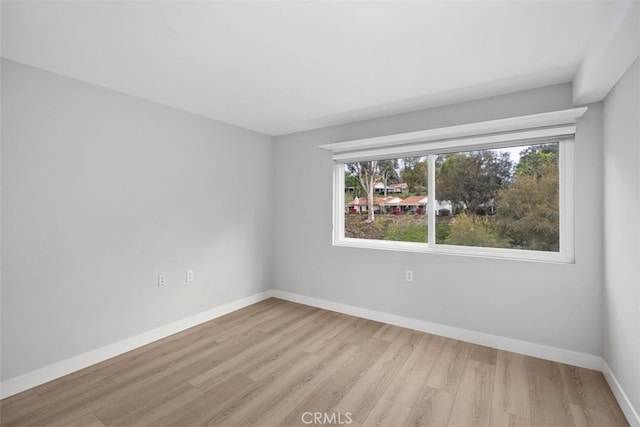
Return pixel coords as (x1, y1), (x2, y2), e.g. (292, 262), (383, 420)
(271, 290), (602, 370)
(601, 359), (640, 427)
(0, 290), (274, 399)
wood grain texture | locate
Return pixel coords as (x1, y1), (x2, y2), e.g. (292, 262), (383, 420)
(527, 356), (576, 427)
(404, 386), (455, 427)
(425, 338), (470, 394)
(489, 408), (532, 427)
(362, 398), (411, 427)
(445, 359), (495, 427)
(492, 351), (531, 419)
(560, 364), (629, 425)
(383, 334), (445, 408)
(0, 298), (629, 427)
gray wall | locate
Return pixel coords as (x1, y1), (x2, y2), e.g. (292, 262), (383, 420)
(603, 58), (640, 414)
(0, 59), (274, 381)
(274, 83), (605, 356)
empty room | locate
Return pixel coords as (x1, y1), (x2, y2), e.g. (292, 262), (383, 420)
(1, 1), (639, 426)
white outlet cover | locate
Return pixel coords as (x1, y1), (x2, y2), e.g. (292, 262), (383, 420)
(186, 270), (194, 282)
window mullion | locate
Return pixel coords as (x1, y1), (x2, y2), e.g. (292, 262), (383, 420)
(334, 163), (345, 245)
(428, 154), (436, 246)
(559, 139), (575, 260)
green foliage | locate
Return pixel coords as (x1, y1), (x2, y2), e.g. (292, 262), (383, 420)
(383, 223), (427, 243)
(400, 157), (428, 194)
(495, 162), (559, 251)
(436, 151), (513, 215)
(344, 172), (364, 197)
(347, 161), (379, 222)
(445, 213), (506, 248)
(435, 221), (451, 243)
(373, 216), (394, 230)
(515, 144), (559, 178)
(441, 145), (559, 251)
(344, 214), (426, 242)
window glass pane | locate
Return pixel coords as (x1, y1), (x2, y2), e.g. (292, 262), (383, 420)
(435, 143), (559, 252)
(344, 157), (428, 243)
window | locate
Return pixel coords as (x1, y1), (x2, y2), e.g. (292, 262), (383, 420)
(322, 108), (585, 263)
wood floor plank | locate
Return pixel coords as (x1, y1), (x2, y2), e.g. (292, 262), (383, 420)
(0, 390), (46, 426)
(560, 364), (607, 410)
(233, 344), (363, 426)
(403, 386), (454, 427)
(445, 359), (495, 427)
(223, 350), (338, 426)
(570, 403), (626, 427)
(117, 317), (221, 357)
(188, 311), (326, 390)
(206, 303), (302, 342)
(492, 351), (531, 419)
(372, 324), (408, 342)
(106, 298), (280, 366)
(306, 317), (382, 363)
(35, 373), (115, 405)
(279, 338), (391, 425)
(108, 329), (259, 386)
(489, 408), (532, 427)
(104, 336), (219, 384)
(257, 304), (319, 334)
(114, 385), (204, 427)
(94, 381), (204, 426)
(334, 329), (420, 423)
(362, 398), (412, 427)
(243, 319), (339, 382)
(425, 338), (470, 394)
(61, 413), (106, 427)
(303, 313), (357, 353)
(90, 331), (268, 425)
(0, 299), (629, 427)
(192, 351), (316, 426)
(383, 334), (446, 408)
(526, 356), (575, 427)
(4, 375), (120, 427)
(207, 297), (283, 326)
(469, 343), (498, 365)
(188, 307), (331, 389)
(149, 373), (256, 427)
(342, 317), (387, 347)
(34, 369), (112, 402)
(114, 330), (266, 393)
(560, 364), (629, 425)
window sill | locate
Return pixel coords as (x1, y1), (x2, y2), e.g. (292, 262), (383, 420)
(334, 238), (574, 264)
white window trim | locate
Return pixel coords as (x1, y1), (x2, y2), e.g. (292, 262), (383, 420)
(324, 107), (586, 264)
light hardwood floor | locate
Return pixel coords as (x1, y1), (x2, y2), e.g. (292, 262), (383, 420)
(0, 298), (629, 427)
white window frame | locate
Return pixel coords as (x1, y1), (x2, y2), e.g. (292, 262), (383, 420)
(322, 107), (587, 264)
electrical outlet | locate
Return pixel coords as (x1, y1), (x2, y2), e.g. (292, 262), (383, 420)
(158, 274), (166, 287)
(405, 270), (414, 282)
(186, 270), (194, 283)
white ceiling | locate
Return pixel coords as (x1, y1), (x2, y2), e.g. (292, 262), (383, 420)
(0, 1), (634, 136)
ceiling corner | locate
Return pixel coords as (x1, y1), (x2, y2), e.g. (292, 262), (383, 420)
(573, 1), (639, 105)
